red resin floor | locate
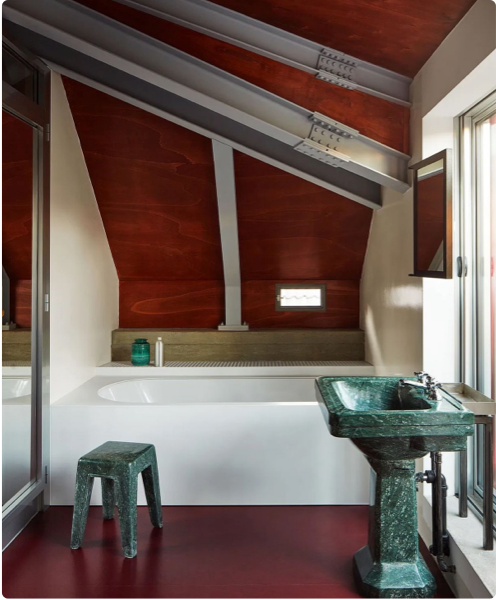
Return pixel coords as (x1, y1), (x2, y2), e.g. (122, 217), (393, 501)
(3, 506), (453, 598)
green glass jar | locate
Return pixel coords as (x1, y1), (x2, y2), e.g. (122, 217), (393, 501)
(131, 338), (150, 366)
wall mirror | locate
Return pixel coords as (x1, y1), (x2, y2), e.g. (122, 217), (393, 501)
(2, 37), (50, 549)
(409, 149), (452, 279)
(2, 108), (36, 509)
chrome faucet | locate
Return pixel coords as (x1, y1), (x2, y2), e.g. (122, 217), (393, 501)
(399, 372), (442, 401)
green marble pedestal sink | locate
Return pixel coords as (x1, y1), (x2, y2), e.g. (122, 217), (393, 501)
(316, 376), (474, 599)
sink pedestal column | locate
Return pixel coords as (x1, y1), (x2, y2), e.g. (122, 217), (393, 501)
(353, 458), (436, 598)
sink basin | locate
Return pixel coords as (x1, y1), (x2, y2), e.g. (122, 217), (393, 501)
(317, 376), (474, 460)
(316, 376), (474, 598)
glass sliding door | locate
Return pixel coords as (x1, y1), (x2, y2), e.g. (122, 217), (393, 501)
(2, 38), (50, 548)
(459, 91), (496, 522)
(2, 110), (36, 507)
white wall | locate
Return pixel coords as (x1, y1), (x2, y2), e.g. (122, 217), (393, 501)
(360, 187), (422, 375)
(50, 72), (119, 403)
(361, 0), (496, 380)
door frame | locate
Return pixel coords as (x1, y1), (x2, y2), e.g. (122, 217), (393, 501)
(2, 35), (51, 549)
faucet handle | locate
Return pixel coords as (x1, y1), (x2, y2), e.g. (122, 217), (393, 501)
(414, 371), (428, 382)
(426, 379), (442, 401)
(425, 375), (440, 387)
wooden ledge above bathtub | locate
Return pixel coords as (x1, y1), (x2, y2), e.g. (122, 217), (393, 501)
(111, 329), (365, 362)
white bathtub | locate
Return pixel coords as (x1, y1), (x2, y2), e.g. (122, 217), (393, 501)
(98, 378), (316, 405)
(3, 377), (31, 402)
(51, 374), (370, 506)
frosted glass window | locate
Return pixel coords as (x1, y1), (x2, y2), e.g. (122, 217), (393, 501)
(276, 284), (326, 311)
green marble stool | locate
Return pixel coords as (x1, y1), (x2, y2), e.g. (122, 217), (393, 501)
(70, 441), (163, 558)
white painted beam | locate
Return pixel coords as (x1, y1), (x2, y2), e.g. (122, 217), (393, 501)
(113, 0), (412, 106)
(212, 141), (248, 331)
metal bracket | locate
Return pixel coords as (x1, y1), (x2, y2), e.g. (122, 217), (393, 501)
(317, 49), (358, 91)
(309, 112), (359, 139)
(294, 139), (349, 167)
(218, 323), (249, 331)
(294, 112), (358, 167)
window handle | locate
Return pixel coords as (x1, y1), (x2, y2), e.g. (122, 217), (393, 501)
(456, 256), (467, 277)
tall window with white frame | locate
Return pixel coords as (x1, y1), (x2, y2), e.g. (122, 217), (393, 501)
(459, 91), (496, 523)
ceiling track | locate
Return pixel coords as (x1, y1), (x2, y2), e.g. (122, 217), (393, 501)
(112, 0), (412, 107)
(4, 0), (410, 207)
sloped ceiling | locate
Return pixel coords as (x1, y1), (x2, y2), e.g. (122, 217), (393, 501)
(62, 81), (224, 282)
(235, 152), (371, 328)
(73, 0), (409, 154)
(60, 0), (473, 329)
(63, 78), (372, 328)
(210, 0), (478, 77)
(235, 153), (371, 281)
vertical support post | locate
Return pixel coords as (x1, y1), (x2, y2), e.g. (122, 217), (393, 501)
(482, 416), (494, 550)
(212, 140), (248, 331)
(458, 449), (468, 517)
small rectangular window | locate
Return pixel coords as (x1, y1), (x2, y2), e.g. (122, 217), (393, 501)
(275, 283), (326, 312)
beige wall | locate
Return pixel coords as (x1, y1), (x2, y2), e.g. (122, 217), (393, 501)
(360, 187), (422, 375)
(50, 73), (118, 403)
(361, 0), (496, 377)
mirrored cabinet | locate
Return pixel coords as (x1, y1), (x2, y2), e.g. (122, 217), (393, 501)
(409, 149), (453, 279)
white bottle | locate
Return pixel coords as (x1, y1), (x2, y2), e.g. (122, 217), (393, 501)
(155, 337), (164, 367)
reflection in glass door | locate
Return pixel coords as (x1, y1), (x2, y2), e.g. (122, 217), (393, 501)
(2, 38), (50, 548)
(2, 110), (36, 508)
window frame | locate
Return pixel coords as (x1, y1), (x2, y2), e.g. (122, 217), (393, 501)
(275, 283), (327, 312)
(458, 90), (496, 527)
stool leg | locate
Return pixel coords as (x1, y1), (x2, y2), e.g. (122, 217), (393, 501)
(116, 475), (138, 558)
(70, 470), (94, 549)
(102, 478), (116, 520)
(142, 461), (163, 528)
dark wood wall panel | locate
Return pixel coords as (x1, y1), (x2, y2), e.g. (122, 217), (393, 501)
(210, 0), (477, 77)
(2, 111), (33, 328)
(235, 152), (372, 281)
(235, 153), (371, 328)
(63, 78), (225, 328)
(74, 0), (408, 154)
(119, 281), (224, 328)
(63, 78), (223, 282)
(242, 280), (359, 328)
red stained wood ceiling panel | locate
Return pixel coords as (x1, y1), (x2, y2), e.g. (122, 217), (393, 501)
(210, 0), (477, 77)
(235, 152), (373, 281)
(63, 77), (223, 282)
(73, 0), (409, 154)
